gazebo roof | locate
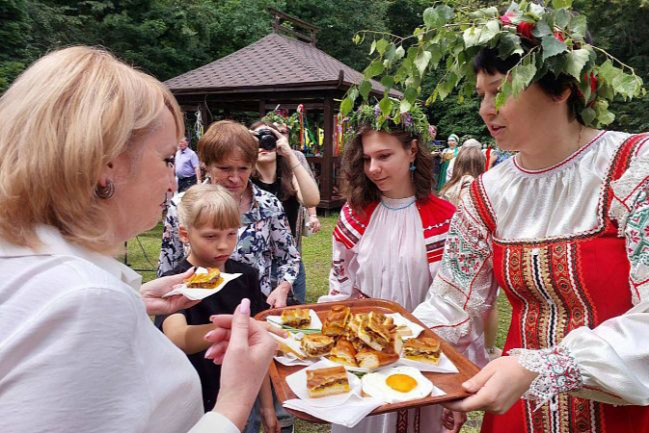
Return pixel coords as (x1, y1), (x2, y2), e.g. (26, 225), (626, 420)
(166, 33), (401, 97)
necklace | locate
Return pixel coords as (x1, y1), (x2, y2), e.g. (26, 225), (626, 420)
(380, 198), (417, 211)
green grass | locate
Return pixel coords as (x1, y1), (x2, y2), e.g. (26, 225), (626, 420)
(123, 215), (512, 433)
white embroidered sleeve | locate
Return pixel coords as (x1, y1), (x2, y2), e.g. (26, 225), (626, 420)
(509, 346), (583, 409)
(413, 193), (498, 367)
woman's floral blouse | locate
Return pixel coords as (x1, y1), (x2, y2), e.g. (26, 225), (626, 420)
(158, 183), (300, 296)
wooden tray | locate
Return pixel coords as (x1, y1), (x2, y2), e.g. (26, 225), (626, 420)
(255, 298), (480, 423)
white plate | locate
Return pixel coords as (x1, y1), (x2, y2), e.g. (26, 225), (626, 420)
(162, 270), (242, 301)
(385, 313), (425, 340)
(396, 352), (459, 373)
(285, 359), (362, 408)
(266, 309), (322, 331)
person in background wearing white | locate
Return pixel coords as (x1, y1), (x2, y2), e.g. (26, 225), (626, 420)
(0, 46), (278, 433)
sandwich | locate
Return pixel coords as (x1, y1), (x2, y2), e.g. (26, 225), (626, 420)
(322, 305), (351, 337)
(402, 337), (442, 364)
(395, 325), (413, 338)
(185, 268), (223, 289)
(356, 311), (392, 351)
(280, 308), (311, 328)
(300, 334), (334, 358)
(355, 348), (399, 370)
(306, 366), (350, 398)
(328, 338), (358, 367)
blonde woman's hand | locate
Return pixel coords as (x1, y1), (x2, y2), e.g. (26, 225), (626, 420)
(140, 267), (199, 315)
(210, 299), (278, 430)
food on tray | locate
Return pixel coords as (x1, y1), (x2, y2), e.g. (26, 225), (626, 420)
(185, 268), (223, 289)
(322, 305), (351, 337)
(361, 366), (433, 403)
(281, 308), (311, 328)
(395, 324), (413, 337)
(356, 311), (392, 351)
(306, 365), (350, 398)
(328, 338), (358, 368)
(355, 348), (399, 370)
(402, 336), (441, 365)
(300, 334), (334, 358)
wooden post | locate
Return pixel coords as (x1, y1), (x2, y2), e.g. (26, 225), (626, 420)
(259, 100), (266, 117)
(322, 97), (334, 208)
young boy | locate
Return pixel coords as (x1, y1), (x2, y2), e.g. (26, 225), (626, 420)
(155, 184), (277, 432)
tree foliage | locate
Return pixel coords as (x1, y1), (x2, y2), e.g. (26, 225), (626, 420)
(1, 0), (648, 139)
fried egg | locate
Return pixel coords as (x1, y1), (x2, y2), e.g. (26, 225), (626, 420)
(361, 366), (433, 403)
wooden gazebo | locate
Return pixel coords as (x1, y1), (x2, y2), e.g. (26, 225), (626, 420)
(165, 9), (400, 210)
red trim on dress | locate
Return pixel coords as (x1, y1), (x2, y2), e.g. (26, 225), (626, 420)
(512, 130), (608, 175)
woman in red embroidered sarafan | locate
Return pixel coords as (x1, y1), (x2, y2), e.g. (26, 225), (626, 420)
(413, 46), (649, 433)
(319, 106), (456, 433)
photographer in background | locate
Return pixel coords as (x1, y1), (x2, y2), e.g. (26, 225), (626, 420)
(250, 121), (320, 305)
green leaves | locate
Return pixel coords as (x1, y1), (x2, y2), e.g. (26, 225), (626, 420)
(552, 0), (573, 9)
(378, 96), (392, 116)
(375, 39), (389, 55)
(613, 73), (644, 99)
(564, 49), (590, 79)
(340, 96), (354, 117)
(423, 5), (454, 29)
(511, 60), (537, 95)
(364, 59), (384, 78)
(414, 50), (432, 75)
(359, 80), (372, 100)
(463, 27), (481, 48)
(541, 35), (567, 61)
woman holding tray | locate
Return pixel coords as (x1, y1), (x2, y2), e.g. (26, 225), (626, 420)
(403, 3), (649, 432)
(319, 101), (456, 433)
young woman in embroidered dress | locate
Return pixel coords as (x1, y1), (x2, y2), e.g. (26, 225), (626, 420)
(413, 43), (649, 433)
(320, 104), (456, 433)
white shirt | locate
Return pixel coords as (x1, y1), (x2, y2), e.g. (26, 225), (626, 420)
(0, 226), (238, 433)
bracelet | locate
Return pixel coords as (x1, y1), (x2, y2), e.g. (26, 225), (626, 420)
(290, 161), (302, 171)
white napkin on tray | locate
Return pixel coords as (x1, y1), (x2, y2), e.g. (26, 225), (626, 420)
(282, 359), (383, 427)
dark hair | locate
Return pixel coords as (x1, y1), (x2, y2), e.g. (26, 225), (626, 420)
(249, 120), (297, 200)
(473, 48), (582, 123)
(199, 120), (258, 167)
(342, 125), (433, 213)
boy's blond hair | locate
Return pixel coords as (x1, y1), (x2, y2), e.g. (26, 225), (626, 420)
(0, 46), (183, 252)
(178, 184), (240, 230)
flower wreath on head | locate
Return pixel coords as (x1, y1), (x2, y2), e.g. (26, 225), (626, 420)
(261, 109), (300, 144)
(340, 0), (645, 128)
(341, 97), (432, 145)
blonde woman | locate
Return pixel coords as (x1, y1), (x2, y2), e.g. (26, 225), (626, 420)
(0, 47), (277, 433)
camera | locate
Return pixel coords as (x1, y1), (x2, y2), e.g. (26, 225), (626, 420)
(255, 129), (277, 151)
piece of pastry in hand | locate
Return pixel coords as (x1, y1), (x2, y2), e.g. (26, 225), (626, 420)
(185, 268), (223, 289)
(280, 308), (311, 328)
(355, 348), (399, 370)
(356, 311), (392, 351)
(322, 305), (351, 337)
(328, 338), (358, 367)
(306, 365), (350, 398)
(300, 334), (334, 358)
(402, 336), (441, 364)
